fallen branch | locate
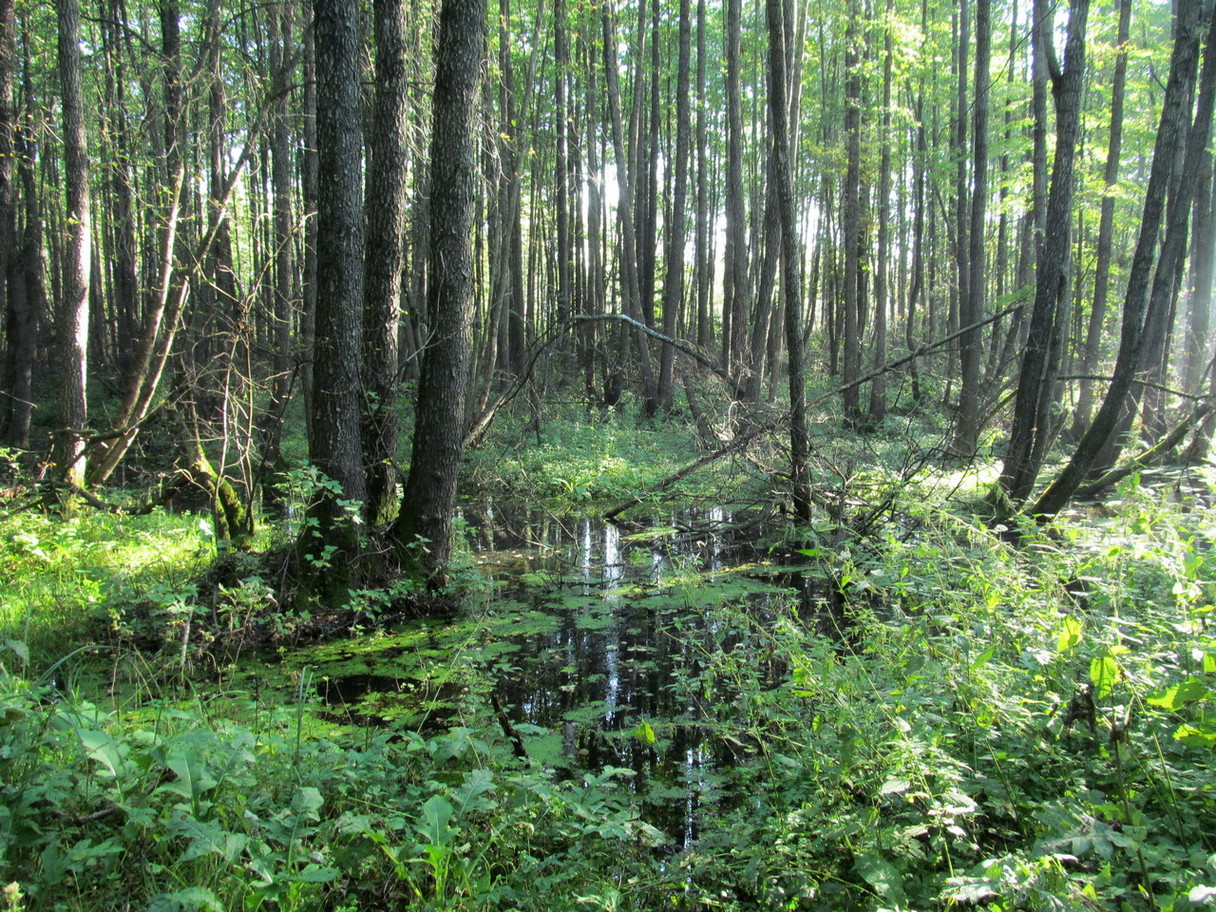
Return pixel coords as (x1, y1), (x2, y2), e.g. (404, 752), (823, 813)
(603, 302), (1025, 520)
(1074, 400), (1216, 499)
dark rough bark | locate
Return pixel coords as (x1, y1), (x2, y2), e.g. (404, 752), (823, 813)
(303, 0), (367, 572)
(766, 0), (809, 521)
(997, 0), (1089, 507)
(362, 0), (410, 526)
(51, 0), (91, 491)
(393, 0), (486, 585)
(1034, 0), (1209, 518)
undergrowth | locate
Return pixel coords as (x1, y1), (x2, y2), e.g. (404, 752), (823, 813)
(2, 442), (1216, 910)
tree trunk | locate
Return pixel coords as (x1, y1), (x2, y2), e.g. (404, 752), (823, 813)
(841, 1), (862, 425)
(302, 0), (367, 578)
(867, 0), (894, 424)
(656, 0), (692, 411)
(997, 0), (1089, 508)
(766, 0), (809, 522)
(1071, 0), (1131, 436)
(362, 0), (410, 526)
(1034, 0), (1210, 518)
(952, 0), (990, 455)
(393, 0), (486, 586)
(50, 0), (91, 492)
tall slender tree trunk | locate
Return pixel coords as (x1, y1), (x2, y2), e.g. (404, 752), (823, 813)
(601, 0), (656, 408)
(952, 0), (990, 455)
(722, 0), (747, 378)
(51, 0), (91, 491)
(1072, 0), (1131, 436)
(656, 0), (692, 411)
(1034, 0), (1210, 517)
(766, 0), (808, 521)
(867, 0), (894, 424)
(393, 0), (486, 586)
(841, 2), (862, 425)
(997, 0), (1089, 507)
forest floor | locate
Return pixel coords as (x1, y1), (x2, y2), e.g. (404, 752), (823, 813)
(2, 407), (1216, 911)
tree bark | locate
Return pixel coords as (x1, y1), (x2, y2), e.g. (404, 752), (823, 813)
(1072, 0), (1131, 435)
(393, 0), (486, 585)
(303, 0), (367, 574)
(362, 0), (410, 526)
(952, 0), (990, 455)
(656, 0), (692, 411)
(766, 0), (809, 521)
(50, 0), (91, 491)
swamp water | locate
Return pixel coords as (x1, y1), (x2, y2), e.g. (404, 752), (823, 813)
(266, 507), (826, 845)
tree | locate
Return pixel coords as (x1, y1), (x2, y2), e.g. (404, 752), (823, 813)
(393, 0), (487, 585)
(362, 0), (411, 527)
(1033, 0), (1212, 518)
(302, 0), (366, 576)
(951, 0), (990, 456)
(50, 0), (91, 492)
(996, 0), (1089, 508)
(766, 0), (808, 521)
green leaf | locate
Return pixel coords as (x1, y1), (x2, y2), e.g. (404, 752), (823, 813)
(1174, 724), (1216, 746)
(163, 748), (218, 802)
(1090, 656), (1121, 699)
(630, 721), (657, 744)
(452, 768), (496, 813)
(147, 886), (225, 912)
(1147, 679), (1211, 711)
(1057, 616), (1083, 652)
(417, 794), (454, 848)
(294, 863), (340, 883)
(78, 729), (126, 779)
(854, 853), (906, 905)
(290, 786), (325, 822)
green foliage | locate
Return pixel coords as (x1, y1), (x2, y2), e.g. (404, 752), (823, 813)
(0, 663), (661, 911)
(466, 406), (723, 507)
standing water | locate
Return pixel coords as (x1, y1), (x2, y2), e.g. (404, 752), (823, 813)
(295, 504), (810, 845)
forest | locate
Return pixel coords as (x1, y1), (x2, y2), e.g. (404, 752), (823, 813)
(2, 0), (1216, 907)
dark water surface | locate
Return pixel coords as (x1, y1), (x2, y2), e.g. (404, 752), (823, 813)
(296, 505), (811, 844)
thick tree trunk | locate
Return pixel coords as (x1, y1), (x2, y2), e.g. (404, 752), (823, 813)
(302, 0), (367, 576)
(362, 0), (410, 526)
(393, 0), (486, 585)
